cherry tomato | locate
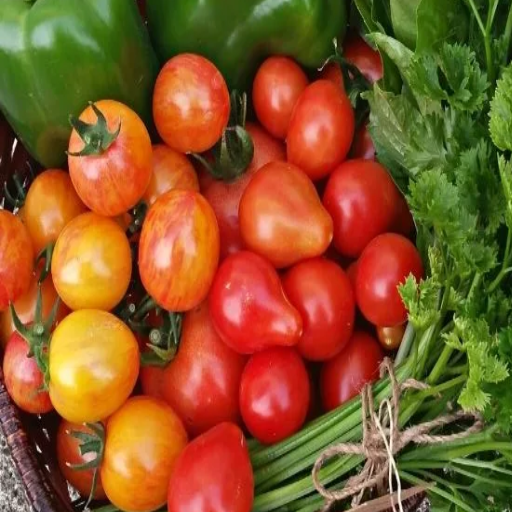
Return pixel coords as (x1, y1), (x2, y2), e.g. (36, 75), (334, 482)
(209, 251), (302, 354)
(138, 190), (220, 312)
(351, 122), (375, 160)
(201, 122), (286, 260)
(377, 324), (406, 351)
(356, 233), (424, 327)
(49, 310), (140, 423)
(393, 192), (415, 237)
(161, 301), (246, 437)
(153, 54), (230, 153)
(282, 258), (355, 361)
(167, 422), (254, 512)
(252, 56), (308, 140)
(24, 169), (88, 255)
(0, 268), (68, 349)
(344, 33), (383, 84)
(346, 260), (358, 292)
(68, 100), (152, 217)
(102, 396), (188, 512)
(51, 212), (132, 311)
(56, 420), (107, 500)
(0, 210), (34, 311)
(322, 159), (400, 258)
(319, 63), (345, 92)
(239, 161), (333, 268)
(3, 332), (53, 414)
(287, 80), (355, 181)
(143, 145), (199, 206)
(320, 331), (384, 411)
(240, 348), (309, 444)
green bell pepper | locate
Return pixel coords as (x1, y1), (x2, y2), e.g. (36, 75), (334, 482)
(0, 0), (158, 169)
(146, 0), (348, 91)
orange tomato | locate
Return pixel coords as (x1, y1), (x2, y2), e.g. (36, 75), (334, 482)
(143, 145), (199, 206)
(49, 310), (139, 423)
(68, 100), (152, 217)
(101, 396), (188, 512)
(56, 420), (107, 500)
(24, 169), (87, 255)
(376, 324), (406, 351)
(138, 190), (220, 312)
(51, 212), (132, 311)
(0, 210), (34, 311)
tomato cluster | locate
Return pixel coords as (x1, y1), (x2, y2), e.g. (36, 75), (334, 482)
(0, 35), (422, 512)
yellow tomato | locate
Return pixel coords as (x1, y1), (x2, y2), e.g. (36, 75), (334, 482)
(49, 310), (139, 423)
(51, 212), (132, 311)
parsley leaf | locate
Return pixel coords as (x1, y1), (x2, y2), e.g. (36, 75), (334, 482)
(489, 63), (512, 151)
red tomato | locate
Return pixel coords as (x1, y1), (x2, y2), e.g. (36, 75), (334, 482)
(239, 161), (333, 268)
(56, 420), (107, 500)
(143, 145), (199, 206)
(320, 331), (384, 411)
(356, 233), (424, 326)
(209, 251), (302, 354)
(239, 348), (309, 444)
(140, 365), (165, 400)
(281, 258), (355, 361)
(167, 422), (254, 512)
(102, 396), (188, 512)
(322, 159), (400, 258)
(393, 192), (415, 237)
(138, 190), (220, 312)
(153, 54), (230, 153)
(0, 210), (34, 311)
(346, 260), (358, 292)
(351, 122), (375, 160)
(24, 169), (88, 255)
(377, 324), (406, 351)
(287, 80), (355, 181)
(68, 100), (152, 217)
(51, 212), (132, 311)
(319, 63), (345, 92)
(252, 56), (308, 140)
(3, 332), (53, 414)
(161, 301), (246, 437)
(202, 122), (286, 260)
(0, 267), (68, 349)
(344, 33), (383, 84)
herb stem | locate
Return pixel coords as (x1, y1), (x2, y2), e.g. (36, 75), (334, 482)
(427, 343), (453, 385)
(504, 2), (512, 65)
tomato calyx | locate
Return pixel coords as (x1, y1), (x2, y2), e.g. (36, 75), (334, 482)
(35, 242), (55, 284)
(68, 422), (105, 509)
(192, 90), (254, 182)
(10, 286), (61, 389)
(141, 311), (183, 367)
(126, 201), (148, 236)
(3, 172), (29, 210)
(68, 102), (121, 157)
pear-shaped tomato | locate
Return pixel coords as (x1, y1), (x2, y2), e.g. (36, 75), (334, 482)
(239, 161), (333, 268)
(209, 251), (302, 354)
(138, 190), (220, 312)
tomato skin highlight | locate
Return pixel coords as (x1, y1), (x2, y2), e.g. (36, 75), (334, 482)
(322, 159), (401, 258)
(320, 331), (384, 411)
(101, 396), (188, 512)
(377, 324), (406, 351)
(3, 332), (53, 414)
(51, 212), (132, 311)
(201, 122), (286, 260)
(160, 301), (246, 437)
(282, 258), (355, 362)
(138, 190), (220, 312)
(356, 233), (424, 327)
(56, 420), (107, 500)
(240, 347), (310, 444)
(287, 80), (355, 181)
(252, 56), (309, 140)
(68, 100), (153, 217)
(153, 53), (230, 153)
(0, 210), (34, 312)
(167, 422), (254, 512)
(24, 169), (88, 255)
(49, 310), (140, 423)
(143, 144), (199, 206)
(239, 161), (333, 268)
(209, 251), (303, 354)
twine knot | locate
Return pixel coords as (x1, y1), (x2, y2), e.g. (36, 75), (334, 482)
(312, 358), (483, 512)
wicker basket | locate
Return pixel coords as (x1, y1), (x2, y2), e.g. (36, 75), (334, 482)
(0, 4), (429, 510)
